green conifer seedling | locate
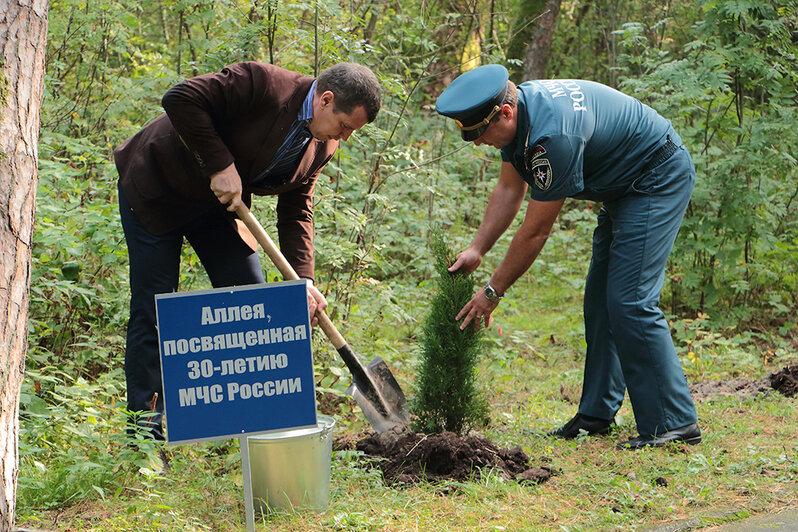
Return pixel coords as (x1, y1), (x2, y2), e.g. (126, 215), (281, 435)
(410, 233), (489, 435)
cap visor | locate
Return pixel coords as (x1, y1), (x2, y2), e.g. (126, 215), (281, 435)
(461, 125), (486, 142)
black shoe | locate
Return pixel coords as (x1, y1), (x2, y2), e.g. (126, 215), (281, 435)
(617, 423), (702, 450)
(547, 413), (615, 439)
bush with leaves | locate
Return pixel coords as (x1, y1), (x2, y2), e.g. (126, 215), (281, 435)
(410, 234), (489, 435)
(614, 0), (798, 329)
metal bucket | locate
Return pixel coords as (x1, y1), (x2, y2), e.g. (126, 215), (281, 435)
(247, 415), (336, 513)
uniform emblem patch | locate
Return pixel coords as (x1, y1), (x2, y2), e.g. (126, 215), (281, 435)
(524, 144), (547, 173)
(530, 158), (553, 190)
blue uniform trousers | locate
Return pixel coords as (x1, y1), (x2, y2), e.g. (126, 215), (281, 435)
(118, 184), (264, 427)
(578, 146), (697, 438)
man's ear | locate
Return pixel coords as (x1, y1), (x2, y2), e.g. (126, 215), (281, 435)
(501, 103), (514, 120)
(320, 90), (335, 109)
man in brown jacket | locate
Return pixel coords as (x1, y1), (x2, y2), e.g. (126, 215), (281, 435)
(115, 61), (381, 439)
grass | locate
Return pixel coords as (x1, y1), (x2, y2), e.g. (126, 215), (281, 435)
(16, 215), (798, 531)
(16, 388), (798, 531)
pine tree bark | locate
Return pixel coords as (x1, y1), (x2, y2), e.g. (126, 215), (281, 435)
(522, 0), (561, 80)
(507, 0), (562, 81)
(0, 1), (48, 529)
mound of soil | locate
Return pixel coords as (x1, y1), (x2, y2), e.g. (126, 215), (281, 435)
(689, 376), (772, 401)
(769, 365), (798, 397)
(689, 365), (798, 401)
(335, 428), (552, 486)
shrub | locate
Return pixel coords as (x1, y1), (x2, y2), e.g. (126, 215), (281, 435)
(410, 233), (489, 435)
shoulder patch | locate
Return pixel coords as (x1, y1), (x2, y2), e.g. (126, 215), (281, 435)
(526, 144), (547, 164)
(530, 158), (553, 190)
(527, 144), (546, 161)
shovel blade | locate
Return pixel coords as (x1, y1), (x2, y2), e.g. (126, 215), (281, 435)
(346, 357), (410, 434)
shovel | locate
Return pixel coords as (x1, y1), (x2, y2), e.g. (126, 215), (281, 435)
(235, 206), (410, 434)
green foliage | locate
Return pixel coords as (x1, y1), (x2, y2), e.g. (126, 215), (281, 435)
(410, 233), (489, 435)
(17, 367), (162, 509)
(614, 0), (798, 329)
(30, 132), (128, 375)
(549, 0), (699, 85)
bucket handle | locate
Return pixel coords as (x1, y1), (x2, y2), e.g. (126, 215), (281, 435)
(319, 419), (335, 440)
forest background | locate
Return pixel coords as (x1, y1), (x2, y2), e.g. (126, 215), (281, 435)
(17, 0), (798, 530)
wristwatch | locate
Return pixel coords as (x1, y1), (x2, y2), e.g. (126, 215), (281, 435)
(483, 283), (503, 302)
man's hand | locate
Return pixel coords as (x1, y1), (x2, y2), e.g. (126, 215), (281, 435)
(448, 247), (483, 274)
(455, 286), (498, 331)
(210, 163), (244, 211)
(306, 281), (328, 327)
(448, 247), (489, 329)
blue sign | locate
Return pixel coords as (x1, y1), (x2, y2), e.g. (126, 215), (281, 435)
(155, 281), (317, 444)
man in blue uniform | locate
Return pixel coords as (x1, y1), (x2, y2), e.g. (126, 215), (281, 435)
(435, 64), (700, 449)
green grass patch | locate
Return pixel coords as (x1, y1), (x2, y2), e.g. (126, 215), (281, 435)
(17, 216), (798, 531)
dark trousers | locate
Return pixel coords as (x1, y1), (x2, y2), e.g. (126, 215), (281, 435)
(578, 146), (698, 438)
(118, 184), (264, 429)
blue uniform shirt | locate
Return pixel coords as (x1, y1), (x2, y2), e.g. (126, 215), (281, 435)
(501, 80), (679, 202)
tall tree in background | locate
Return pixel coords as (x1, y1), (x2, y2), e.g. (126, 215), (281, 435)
(0, 1), (48, 529)
(507, 0), (562, 81)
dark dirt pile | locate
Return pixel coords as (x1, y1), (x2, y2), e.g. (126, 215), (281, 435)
(689, 365), (798, 401)
(335, 428), (552, 485)
(769, 365), (798, 397)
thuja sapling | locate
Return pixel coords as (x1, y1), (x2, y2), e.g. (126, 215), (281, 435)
(410, 233), (489, 435)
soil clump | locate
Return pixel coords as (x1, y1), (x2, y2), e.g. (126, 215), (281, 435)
(769, 365), (798, 397)
(335, 428), (551, 485)
(689, 365), (798, 401)
(689, 376), (772, 401)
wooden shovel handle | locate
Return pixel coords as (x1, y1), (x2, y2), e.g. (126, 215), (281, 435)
(235, 206), (346, 349)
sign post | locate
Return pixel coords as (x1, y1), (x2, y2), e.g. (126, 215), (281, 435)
(155, 280), (316, 530)
(240, 434), (255, 531)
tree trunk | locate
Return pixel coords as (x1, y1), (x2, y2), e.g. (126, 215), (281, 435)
(522, 0), (561, 80)
(507, 0), (562, 82)
(0, 1), (48, 530)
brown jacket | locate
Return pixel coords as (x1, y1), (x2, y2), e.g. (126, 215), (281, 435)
(114, 62), (338, 279)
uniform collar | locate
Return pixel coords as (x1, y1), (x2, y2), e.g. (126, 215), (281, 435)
(501, 89), (530, 160)
(515, 89), (530, 150)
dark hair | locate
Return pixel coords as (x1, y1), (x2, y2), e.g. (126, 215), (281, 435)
(316, 63), (382, 122)
(503, 81), (519, 107)
(489, 81), (518, 125)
